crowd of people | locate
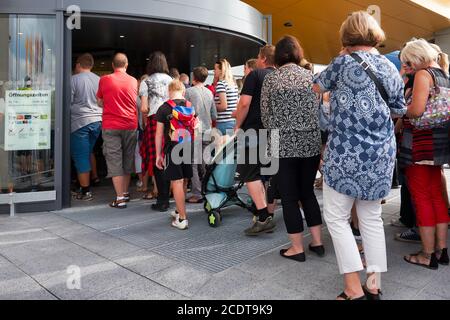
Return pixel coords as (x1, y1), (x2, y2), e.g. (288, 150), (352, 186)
(70, 11), (450, 300)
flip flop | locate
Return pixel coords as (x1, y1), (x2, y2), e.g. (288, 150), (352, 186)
(186, 197), (203, 204)
(142, 193), (156, 200)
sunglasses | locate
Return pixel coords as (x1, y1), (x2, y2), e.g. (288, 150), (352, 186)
(403, 61), (413, 68)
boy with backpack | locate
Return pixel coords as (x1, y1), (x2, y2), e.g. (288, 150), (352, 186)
(155, 80), (197, 230)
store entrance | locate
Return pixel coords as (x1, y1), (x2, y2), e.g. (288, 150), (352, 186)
(67, 15), (262, 208)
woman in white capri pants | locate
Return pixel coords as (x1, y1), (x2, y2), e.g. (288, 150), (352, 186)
(313, 11), (406, 300)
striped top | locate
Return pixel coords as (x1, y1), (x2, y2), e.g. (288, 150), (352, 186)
(398, 68), (450, 167)
(214, 80), (239, 122)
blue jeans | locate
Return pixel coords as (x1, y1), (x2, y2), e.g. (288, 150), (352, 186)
(216, 120), (236, 136)
(71, 121), (101, 174)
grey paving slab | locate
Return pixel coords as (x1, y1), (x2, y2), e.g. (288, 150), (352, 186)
(90, 279), (186, 300)
(34, 260), (143, 300)
(268, 257), (342, 294)
(113, 249), (177, 277)
(0, 237), (72, 266)
(0, 217), (34, 233)
(235, 250), (293, 281)
(148, 264), (213, 298)
(194, 268), (262, 300)
(414, 291), (448, 300)
(65, 231), (142, 260)
(421, 271), (450, 299)
(228, 281), (316, 300)
(59, 201), (166, 232)
(0, 263), (56, 300)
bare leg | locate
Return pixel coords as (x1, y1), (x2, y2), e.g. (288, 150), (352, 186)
(436, 223), (449, 250)
(284, 232), (305, 255)
(123, 174), (131, 194)
(90, 153), (98, 180)
(172, 179), (187, 220)
(310, 225), (323, 247)
(441, 169), (449, 209)
(247, 180), (267, 210)
(338, 273), (364, 300)
(112, 176), (125, 198)
(78, 172), (90, 188)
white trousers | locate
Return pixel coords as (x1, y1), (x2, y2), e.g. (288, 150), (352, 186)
(323, 182), (387, 274)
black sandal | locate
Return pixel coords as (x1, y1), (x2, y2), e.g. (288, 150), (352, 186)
(404, 251), (438, 270)
(123, 193), (131, 202)
(362, 285), (382, 300)
(337, 291), (366, 300)
(436, 248), (449, 265)
(109, 199), (127, 209)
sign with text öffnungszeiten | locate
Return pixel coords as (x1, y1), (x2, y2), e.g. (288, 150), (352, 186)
(4, 90), (51, 151)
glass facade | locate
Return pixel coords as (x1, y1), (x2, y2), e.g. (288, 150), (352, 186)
(0, 15), (56, 193)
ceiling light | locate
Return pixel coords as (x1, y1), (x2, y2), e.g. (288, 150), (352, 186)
(119, 35), (125, 38)
(190, 44), (195, 48)
(18, 32), (23, 35)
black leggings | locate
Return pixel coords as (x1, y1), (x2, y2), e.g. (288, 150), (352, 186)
(278, 156), (322, 234)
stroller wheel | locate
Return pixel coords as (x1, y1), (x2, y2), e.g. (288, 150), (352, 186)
(208, 211), (222, 228)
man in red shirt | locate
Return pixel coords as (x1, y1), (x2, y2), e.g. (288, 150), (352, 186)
(97, 53), (138, 209)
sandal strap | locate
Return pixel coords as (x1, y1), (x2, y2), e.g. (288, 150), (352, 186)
(337, 292), (350, 300)
(111, 199), (126, 206)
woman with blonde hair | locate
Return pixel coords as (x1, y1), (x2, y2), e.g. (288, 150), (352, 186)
(430, 43), (449, 75)
(214, 58), (239, 135)
(313, 11), (406, 300)
(398, 39), (450, 270)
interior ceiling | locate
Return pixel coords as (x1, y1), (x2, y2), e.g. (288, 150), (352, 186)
(243, 0), (450, 64)
(72, 16), (262, 77)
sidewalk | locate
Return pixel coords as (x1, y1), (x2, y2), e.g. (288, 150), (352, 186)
(0, 173), (449, 300)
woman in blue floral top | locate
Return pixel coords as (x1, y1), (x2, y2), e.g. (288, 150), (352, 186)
(313, 11), (406, 300)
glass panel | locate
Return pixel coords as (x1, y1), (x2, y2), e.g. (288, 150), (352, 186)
(0, 15), (56, 193)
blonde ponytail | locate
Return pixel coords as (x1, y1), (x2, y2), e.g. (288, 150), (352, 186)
(430, 43), (449, 75)
(437, 52), (449, 75)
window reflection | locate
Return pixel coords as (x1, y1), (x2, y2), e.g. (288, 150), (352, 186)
(0, 15), (55, 193)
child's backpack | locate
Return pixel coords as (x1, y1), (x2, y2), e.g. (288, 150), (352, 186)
(167, 100), (197, 143)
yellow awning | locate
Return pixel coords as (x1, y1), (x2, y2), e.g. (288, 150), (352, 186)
(243, 0), (450, 64)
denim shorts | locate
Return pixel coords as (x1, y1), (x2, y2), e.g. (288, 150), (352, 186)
(71, 121), (102, 174)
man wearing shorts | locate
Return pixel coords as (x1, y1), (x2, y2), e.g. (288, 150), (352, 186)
(71, 53), (102, 201)
(234, 45), (277, 235)
(97, 53), (138, 209)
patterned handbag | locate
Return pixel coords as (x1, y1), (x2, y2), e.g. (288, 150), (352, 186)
(410, 69), (450, 130)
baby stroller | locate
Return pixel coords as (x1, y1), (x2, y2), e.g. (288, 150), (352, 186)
(201, 136), (256, 227)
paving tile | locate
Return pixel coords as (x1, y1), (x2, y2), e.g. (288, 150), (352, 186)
(0, 237), (74, 266)
(113, 249), (177, 276)
(34, 260), (143, 300)
(228, 281), (314, 300)
(194, 268), (261, 299)
(148, 264), (212, 297)
(90, 279), (185, 300)
(421, 271), (450, 299)
(65, 231), (141, 260)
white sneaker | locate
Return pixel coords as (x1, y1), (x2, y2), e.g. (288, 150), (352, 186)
(170, 210), (178, 219)
(172, 218), (188, 230)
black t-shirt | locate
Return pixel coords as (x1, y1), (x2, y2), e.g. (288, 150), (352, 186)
(155, 99), (187, 147)
(241, 67), (275, 131)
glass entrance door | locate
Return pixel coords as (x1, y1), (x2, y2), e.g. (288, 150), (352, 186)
(0, 14), (56, 210)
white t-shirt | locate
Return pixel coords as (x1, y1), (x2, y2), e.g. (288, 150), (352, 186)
(139, 73), (173, 116)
